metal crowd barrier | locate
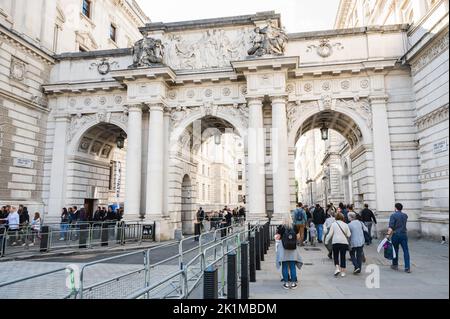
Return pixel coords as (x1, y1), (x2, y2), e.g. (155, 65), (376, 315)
(0, 220), (152, 257)
(0, 220), (270, 299)
(128, 221), (271, 300)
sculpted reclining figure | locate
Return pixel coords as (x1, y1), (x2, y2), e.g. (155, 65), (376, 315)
(131, 37), (165, 67)
(248, 20), (288, 57)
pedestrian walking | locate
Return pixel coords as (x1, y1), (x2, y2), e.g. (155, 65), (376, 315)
(291, 203), (307, 246)
(360, 204), (377, 245)
(28, 212), (41, 246)
(309, 222), (317, 246)
(348, 212), (368, 274)
(323, 211), (336, 259)
(1, 206), (20, 246)
(312, 204), (326, 243)
(325, 212), (351, 277)
(386, 203), (411, 273)
(60, 207), (70, 241)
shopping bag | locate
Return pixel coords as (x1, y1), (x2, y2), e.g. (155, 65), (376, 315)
(383, 240), (396, 260)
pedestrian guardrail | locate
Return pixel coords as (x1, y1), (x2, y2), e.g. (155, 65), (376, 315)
(0, 219), (272, 299)
(0, 220), (153, 257)
(128, 221), (271, 300)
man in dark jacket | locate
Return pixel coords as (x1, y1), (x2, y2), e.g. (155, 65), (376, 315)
(360, 204), (377, 244)
(312, 204), (326, 243)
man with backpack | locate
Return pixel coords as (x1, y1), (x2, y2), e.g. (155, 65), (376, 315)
(313, 204), (327, 243)
(292, 203), (307, 246)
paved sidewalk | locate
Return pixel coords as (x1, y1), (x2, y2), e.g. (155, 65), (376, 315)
(0, 241), (163, 262)
(250, 239), (449, 299)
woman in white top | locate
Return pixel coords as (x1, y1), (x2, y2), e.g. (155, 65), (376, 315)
(29, 212), (41, 246)
(323, 211), (336, 259)
(324, 212), (351, 277)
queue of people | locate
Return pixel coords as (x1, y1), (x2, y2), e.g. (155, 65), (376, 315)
(196, 205), (246, 231)
(59, 205), (124, 241)
(0, 205), (41, 246)
(276, 201), (411, 290)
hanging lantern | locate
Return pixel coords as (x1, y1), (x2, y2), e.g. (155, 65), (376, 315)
(214, 133), (222, 145)
(116, 132), (126, 149)
(320, 124), (329, 141)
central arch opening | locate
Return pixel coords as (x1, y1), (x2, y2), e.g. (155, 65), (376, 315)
(173, 115), (246, 235)
(67, 122), (128, 219)
(292, 109), (370, 214)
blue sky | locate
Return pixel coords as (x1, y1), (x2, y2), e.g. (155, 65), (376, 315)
(136, 0), (341, 33)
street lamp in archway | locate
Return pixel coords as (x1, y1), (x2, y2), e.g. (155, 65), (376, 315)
(116, 132), (126, 149)
(320, 124), (329, 141)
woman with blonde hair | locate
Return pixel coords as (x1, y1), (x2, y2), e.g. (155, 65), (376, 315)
(275, 213), (303, 290)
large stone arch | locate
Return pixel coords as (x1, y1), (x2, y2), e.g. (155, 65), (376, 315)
(67, 113), (128, 156)
(287, 98), (376, 211)
(287, 99), (373, 148)
(170, 104), (248, 146)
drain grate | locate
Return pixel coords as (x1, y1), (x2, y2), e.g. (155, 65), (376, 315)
(304, 247), (322, 251)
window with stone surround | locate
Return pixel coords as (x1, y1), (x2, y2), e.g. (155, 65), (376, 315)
(82, 0), (92, 18)
(110, 23), (117, 43)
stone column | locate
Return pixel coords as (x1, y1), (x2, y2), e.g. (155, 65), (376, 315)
(370, 96), (395, 213)
(146, 104), (165, 219)
(125, 105), (143, 218)
(247, 97), (266, 220)
(271, 95), (291, 221)
(48, 114), (70, 219)
(162, 108), (171, 218)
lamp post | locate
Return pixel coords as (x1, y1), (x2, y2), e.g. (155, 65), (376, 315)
(323, 176), (328, 207)
(306, 178), (313, 206)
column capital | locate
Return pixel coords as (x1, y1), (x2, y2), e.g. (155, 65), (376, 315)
(270, 94), (289, 104)
(147, 103), (165, 112)
(163, 106), (172, 117)
(53, 113), (71, 121)
(246, 96), (264, 105)
(368, 95), (389, 104)
(126, 104), (144, 112)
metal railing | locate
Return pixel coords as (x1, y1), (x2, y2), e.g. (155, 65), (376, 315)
(0, 220), (153, 257)
(0, 219), (270, 299)
(127, 221), (267, 299)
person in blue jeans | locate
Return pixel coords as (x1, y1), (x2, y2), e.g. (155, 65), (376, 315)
(386, 203), (411, 273)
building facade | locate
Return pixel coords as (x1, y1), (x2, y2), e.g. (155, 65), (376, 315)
(0, 2), (448, 241)
(0, 0), (148, 214)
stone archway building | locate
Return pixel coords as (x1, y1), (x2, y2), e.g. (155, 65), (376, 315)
(2, 5), (447, 241)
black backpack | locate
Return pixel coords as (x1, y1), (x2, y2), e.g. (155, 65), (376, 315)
(282, 227), (297, 250)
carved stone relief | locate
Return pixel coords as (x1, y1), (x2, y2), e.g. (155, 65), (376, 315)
(337, 98), (372, 129)
(131, 37), (164, 67)
(286, 100), (319, 133)
(306, 39), (344, 58)
(247, 20), (288, 57)
(163, 28), (253, 70)
(10, 57), (26, 82)
(411, 32), (449, 75)
(90, 58), (119, 75)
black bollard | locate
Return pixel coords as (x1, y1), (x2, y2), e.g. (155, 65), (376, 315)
(39, 226), (50, 253)
(194, 223), (201, 242)
(101, 224), (109, 246)
(0, 227), (5, 257)
(260, 227), (265, 261)
(241, 242), (249, 299)
(255, 229), (261, 270)
(227, 252), (238, 299)
(203, 266), (218, 299)
(78, 223), (88, 249)
(249, 236), (256, 282)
